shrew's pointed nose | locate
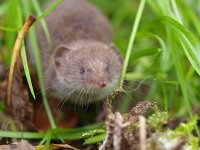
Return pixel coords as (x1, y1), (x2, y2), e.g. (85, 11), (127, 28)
(99, 81), (107, 88)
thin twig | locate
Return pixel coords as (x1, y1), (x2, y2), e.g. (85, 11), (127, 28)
(119, 0), (146, 89)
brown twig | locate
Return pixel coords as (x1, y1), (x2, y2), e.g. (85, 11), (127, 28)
(7, 16), (36, 113)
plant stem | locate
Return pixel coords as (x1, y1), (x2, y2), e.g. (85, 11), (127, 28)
(119, 0), (146, 89)
(29, 28), (56, 129)
(28, 0), (64, 129)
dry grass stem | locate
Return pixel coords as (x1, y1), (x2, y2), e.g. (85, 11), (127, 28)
(7, 16), (36, 113)
(139, 115), (146, 150)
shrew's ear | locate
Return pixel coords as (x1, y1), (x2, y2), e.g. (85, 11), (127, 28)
(53, 45), (71, 67)
(107, 43), (123, 63)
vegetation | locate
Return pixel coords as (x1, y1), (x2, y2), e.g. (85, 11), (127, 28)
(0, 0), (200, 149)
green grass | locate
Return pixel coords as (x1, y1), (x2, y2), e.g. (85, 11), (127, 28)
(21, 0), (63, 129)
(119, 0), (146, 89)
(1, 0), (63, 129)
(0, 0), (62, 143)
(0, 0), (200, 147)
(0, 122), (102, 139)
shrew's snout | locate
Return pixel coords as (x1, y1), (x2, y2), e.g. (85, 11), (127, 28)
(98, 81), (107, 88)
(89, 75), (108, 88)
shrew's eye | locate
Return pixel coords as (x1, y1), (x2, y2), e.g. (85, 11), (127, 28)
(105, 66), (110, 73)
(80, 67), (85, 74)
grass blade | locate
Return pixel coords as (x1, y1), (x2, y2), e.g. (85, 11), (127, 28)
(31, 0), (51, 47)
(7, 12), (36, 112)
(129, 47), (160, 63)
(162, 16), (200, 76)
(16, 0), (36, 99)
(28, 27), (56, 129)
(0, 26), (19, 32)
(21, 43), (35, 99)
(21, 0), (64, 129)
(33, 0), (63, 26)
(119, 0), (146, 88)
(0, 123), (102, 140)
(5, 0), (19, 66)
(27, 0), (63, 129)
(84, 134), (105, 145)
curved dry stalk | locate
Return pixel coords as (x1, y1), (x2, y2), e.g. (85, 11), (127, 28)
(7, 16), (36, 113)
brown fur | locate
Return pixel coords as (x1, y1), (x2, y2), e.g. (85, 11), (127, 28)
(28, 0), (122, 104)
